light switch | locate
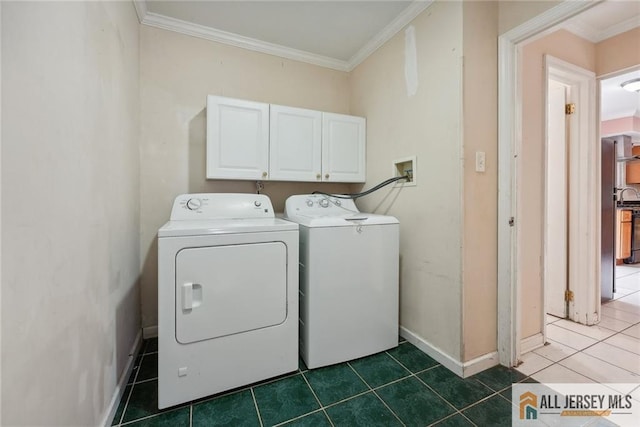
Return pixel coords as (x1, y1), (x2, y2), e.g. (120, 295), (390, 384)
(178, 367), (188, 377)
(475, 151), (486, 173)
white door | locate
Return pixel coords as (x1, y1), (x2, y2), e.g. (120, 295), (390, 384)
(269, 105), (322, 182)
(545, 79), (568, 319)
(543, 55), (598, 330)
(206, 96), (270, 180)
(322, 113), (366, 183)
(175, 242), (287, 344)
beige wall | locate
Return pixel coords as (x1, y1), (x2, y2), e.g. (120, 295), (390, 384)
(520, 29), (596, 338)
(139, 26), (353, 328)
(461, 1), (499, 361)
(350, 1), (464, 360)
(596, 27), (640, 76)
(498, 0), (562, 35)
(1, 2), (140, 425)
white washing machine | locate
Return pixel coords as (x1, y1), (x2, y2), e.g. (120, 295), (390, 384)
(284, 194), (399, 369)
(157, 193), (299, 409)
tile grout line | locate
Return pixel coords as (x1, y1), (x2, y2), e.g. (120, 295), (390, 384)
(384, 352), (461, 416)
(572, 310), (640, 373)
(116, 352), (145, 426)
(250, 388), (264, 427)
(299, 371), (335, 427)
(550, 321), (617, 342)
(411, 372), (483, 425)
(384, 351), (482, 420)
(271, 408), (328, 427)
(528, 310), (640, 384)
(119, 409), (185, 427)
(345, 361), (407, 427)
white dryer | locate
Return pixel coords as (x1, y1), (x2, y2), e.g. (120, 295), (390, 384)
(158, 193), (298, 409)
(284, 194), (399, 369)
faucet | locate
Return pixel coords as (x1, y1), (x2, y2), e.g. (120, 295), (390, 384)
(619, 187), (640, 203)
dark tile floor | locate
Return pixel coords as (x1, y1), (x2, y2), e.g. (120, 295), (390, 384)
(112, 338), (533, 426)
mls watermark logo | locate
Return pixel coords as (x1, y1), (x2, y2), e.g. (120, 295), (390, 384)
(513, 383), (639, 426)
(519, 391), (537, 420)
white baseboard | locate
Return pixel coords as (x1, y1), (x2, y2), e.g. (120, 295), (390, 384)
(101, 329), (143, 427)
(462, 350), (500, 377)
(400, 326), (498, 378)
(143, 325), (158, 339)
(520, 333), (545, 354)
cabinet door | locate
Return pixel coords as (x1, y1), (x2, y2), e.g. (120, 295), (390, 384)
(617, 209), (632, 259)
(206, 96), (269, 180)
(322, 113), (366, 183)
(621, 221), (632, 259)
(269, 105), (322, 182)
(626, 146), (640, 184)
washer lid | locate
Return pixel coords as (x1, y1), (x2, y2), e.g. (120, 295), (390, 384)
(285, 213), (398, 227)
(158, 217), (298, 238)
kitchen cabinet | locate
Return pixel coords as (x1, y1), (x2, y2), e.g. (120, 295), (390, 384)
(617, 209), (632, 260)
(206, 96), (269, 180)
(626, 145), (640, 184)
(206, 96), (366, 183)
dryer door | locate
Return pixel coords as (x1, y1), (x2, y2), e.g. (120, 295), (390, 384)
(175, 241), (287, 344)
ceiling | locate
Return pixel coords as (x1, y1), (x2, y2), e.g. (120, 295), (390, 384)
(601, 69), (640, 122)
(135, 0), (639, 119)
(137, 0), (431, 71)
(561, 1), (640, 123)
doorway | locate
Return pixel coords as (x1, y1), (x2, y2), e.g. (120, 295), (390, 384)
(498, 1), (601, 367)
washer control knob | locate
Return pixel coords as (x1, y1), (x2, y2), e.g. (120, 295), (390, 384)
(254, 200), (262, 207)
(186, 198), (202, 211)
(306, 199), (314, 207)
(334, 199), (341, 206)
(319, 198), (330, 208)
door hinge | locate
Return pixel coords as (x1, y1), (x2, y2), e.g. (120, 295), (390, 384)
(565, 103), (576, 115)
(564, 290), (574, 302)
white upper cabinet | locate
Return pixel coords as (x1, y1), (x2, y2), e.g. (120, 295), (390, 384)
(269, 105), (322, 182)
(206, 96), (269, 180)
(322, 113), (366, 183)
(206, 96), (365, 183)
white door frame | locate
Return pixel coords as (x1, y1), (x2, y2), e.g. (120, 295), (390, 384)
(497, 0), (602, 367)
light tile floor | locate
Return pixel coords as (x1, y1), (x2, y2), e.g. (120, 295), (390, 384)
(519, 265), (640, 396)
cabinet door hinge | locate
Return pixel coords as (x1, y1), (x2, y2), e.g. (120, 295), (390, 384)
(565, 103), (576, 115)
(564, 290), (574, 302)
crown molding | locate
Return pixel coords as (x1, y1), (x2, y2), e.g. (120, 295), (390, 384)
(135, 2), (349, 71)
(133, 0), (147, 24)
(561, 6), (639, 43)
(346, 0), (434, 71)
(133, 0), (434, 73)
(598, 15), (640, 42)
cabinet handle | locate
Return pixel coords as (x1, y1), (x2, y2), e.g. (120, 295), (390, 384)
(316, 173), (321, 180)
(325, 174), (330, 179)
(262, 171), (268, 178)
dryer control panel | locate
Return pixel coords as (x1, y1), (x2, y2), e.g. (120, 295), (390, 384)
(169, 193), (275, 220)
